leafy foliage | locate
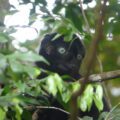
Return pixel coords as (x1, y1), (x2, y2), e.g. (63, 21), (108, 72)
(0, 0), (120, 120)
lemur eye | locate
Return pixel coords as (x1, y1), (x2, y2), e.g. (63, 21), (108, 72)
(77, 54), (82, 60)
(58, 47), (66, 54)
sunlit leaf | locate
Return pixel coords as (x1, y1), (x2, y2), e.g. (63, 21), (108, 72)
(13, 105), (23, 120)
(93, 85), (103, 111)
(77, 85), (93, 112)
(47, 75), (57, 96)
(72, 82), (80, 92)
(0, 107), (6, 120)
(84, 85), (94, 111)
(54, 74), (63, 94)
(78, 96), (87, 112)
(24, 66), (41, 78)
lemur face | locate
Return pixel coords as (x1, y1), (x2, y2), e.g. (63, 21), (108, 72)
(36, 33), (85, 78)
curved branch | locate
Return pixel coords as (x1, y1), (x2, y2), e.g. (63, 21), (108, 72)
(25, 105), (70, 115)
(70, 0), (108, 120)
(79, 0), (91, 34)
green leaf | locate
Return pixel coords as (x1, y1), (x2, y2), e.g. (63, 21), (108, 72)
(0, 33), (10, 43)
(65, 3), (83, 31)
(14, 81), (26, 93)
(61, 81), (80, 103)
(47, 75), (57, 96)
(24, 66), (41, 79)
(46, 74), (64, 96)
(0, 107), (6, 120)
(9, 57), (40, 78)
(13, 105), (23, 120)
(9, 59), (24, 73)
(72, 82), (80, 92)
(93, 85), (103, 111)
(77, 85), (93, 112)
(64, 33), (73, 42)
(0, 95), (18, 106)
(17, 51), (48, 64)
(84, 85), (94, 111)
(18, 94), (41, 105)
(78, 96), (87, 112)
(95, 85), (103, 100)
(105, 103), (120, 120)
(52, 2), (63, 14)
(98, 112), (108, 120)
(7, 51), (49, 64)
(62, 90), (71, 103)
(54, 74), (63, 94)
(9, 59), (24, 72)
(61, 83), (73, 103)
(53, 18), (78, 41)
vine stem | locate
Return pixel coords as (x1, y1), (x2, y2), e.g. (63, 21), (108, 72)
(79, 0), (91, 34)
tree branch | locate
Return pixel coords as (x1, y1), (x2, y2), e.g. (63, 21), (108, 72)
(79, 0), (91, 34)
(70, 0), (108, 120)
(80, 69), (120, 83)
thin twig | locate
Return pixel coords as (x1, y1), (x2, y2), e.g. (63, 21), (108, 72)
(25, 105), (81, 120)
(25, 105), (70, 115)
(79, 0), (91, 34)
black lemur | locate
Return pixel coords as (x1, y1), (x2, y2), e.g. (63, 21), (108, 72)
(36, 33), (109, 120)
